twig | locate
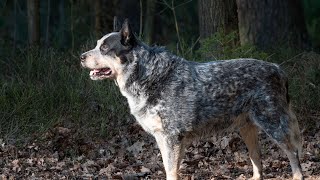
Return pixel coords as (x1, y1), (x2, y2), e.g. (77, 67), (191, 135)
(156, 6), (168, 15)
(161, 0), (182, 54)
(279, 52), (305, 65)
(264, 53), (275, 61)
(174, 0), (192, 8)
(171, 1), (182, 51)
(186, 36), (200, 55)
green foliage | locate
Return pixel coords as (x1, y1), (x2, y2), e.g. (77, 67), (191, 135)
(284, 52), (320, 110)
(196, 30), (269, 61)
(304, 0), (320, 48)
(0, 47), (129, 141)
(307, 18), (320, 48)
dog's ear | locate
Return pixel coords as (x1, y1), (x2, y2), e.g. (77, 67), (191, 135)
(120, 19), (136, 47)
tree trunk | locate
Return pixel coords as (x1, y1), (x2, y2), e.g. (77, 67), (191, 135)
(45, 0), (51, 47)
(13, 0), (17, 55)
(237, 0), (310, 50)
(198, 0), (238, 39)
(27, 0), (40, 46)
(70, 0), (74, 51)
(143, 0), (156, 44)
(58, 0), (66, 48)
(95, 0), (102, 36)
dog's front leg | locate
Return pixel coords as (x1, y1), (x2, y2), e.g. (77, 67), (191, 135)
(154, 133), (185, 180)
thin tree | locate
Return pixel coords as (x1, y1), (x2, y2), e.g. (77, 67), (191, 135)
(45, 0), (51, 47)
(13, 0), (17, 55)
(27, 0), (40, 46)
(143, 0), (156, 44)
(95, 0), (102, 36)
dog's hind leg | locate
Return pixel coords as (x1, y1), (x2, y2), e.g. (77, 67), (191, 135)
(249, 105), (303, 180)
(154, 133), (185, 180)
(278, 108), (303, 180)
(239, 121), (262, 180)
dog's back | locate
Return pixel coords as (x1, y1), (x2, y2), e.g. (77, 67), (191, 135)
(135, 57), (289, 137)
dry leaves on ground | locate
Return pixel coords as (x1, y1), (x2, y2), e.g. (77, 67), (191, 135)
(1, 120), (320, 179)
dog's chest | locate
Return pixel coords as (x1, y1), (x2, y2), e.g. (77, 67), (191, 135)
(121, 89), (164, 134)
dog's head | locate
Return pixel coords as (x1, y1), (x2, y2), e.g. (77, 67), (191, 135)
(80, 19), (136, 80)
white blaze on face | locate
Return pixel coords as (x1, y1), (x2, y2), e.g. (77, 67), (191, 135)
(94, 32), (119, 51)
(83, 32), (119, 69)
(82, 32), (122, 80)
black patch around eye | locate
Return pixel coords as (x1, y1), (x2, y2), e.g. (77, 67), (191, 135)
(100, 44), (110, 55)
(119, 54), (127, 64)
(100, 44), (108, 50)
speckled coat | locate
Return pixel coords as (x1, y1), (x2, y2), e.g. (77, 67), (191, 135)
(125, 45), (289, 139)
(81, 20), (304, 180)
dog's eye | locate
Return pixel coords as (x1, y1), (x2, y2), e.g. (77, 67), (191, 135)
(100, 45), (108, 50)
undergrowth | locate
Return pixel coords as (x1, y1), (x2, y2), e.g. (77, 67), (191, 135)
(0, 47), (129, 143)
(0, 31), (319, 143)
(196, 30), (269, 61)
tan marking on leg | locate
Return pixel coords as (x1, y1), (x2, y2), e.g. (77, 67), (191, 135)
(288, 105), (303, 157)
(280, 144), (304, 180)
(150, 115), (164, 133)
(239, 123), (262, 180)
(154, 133), (184, 180)
(284, 105), (303, 179)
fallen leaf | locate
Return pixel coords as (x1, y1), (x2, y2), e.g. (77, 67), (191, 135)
(140, 166), (151, 173)
(126, 141), (145, 154)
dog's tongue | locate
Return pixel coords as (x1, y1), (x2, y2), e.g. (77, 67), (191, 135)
(100, 68), (111, 73)
(90, 68), (111, 76)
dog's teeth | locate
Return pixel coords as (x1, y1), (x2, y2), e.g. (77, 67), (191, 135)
(89, 68), (111, 77)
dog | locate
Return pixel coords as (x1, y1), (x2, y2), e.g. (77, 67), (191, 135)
(80, 19), (303, 180)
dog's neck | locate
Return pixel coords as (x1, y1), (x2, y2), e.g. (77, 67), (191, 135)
(118, 44), (182, 105)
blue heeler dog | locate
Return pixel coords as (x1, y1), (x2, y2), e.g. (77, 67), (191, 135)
(80, 20), (303, 180)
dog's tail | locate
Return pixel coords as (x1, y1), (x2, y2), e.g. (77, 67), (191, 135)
(284, 76), (302, 157)
(278, 70), (302, 157)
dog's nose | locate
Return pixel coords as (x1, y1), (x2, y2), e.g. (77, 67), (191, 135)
(80, 54), (86, 62)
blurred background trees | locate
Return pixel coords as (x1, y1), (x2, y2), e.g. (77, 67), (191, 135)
(1, 0), (319, 52)
(237, 0), (310, 50)
(27, 0), (40, 46)
(198, 0), (238, 38)
(0, 0), (319, 139)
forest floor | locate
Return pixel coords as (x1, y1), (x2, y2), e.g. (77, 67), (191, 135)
(1, 113), (320, 180)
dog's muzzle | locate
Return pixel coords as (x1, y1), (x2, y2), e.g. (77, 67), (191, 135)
(80, 52), (113, 80)
(80, 54), (86, 63)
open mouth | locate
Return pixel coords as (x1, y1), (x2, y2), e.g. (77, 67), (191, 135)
(89, 68), (113, 79)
